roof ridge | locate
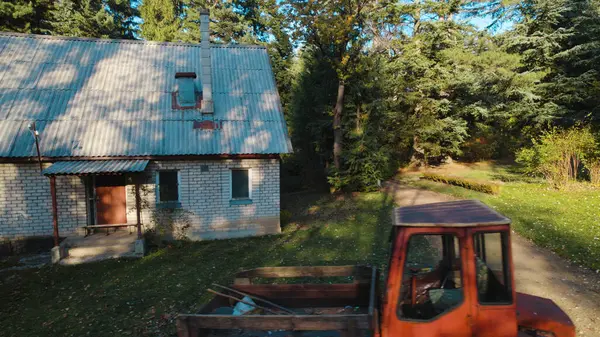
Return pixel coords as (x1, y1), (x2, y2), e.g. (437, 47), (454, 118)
(0, 32), (266, 49)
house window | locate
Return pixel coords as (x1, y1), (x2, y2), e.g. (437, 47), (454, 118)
(157, 171), (179, 205)
(231, 169), (251, 200)
(175, 72), (198, 107)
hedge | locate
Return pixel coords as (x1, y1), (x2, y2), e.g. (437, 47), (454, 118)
(421, 173), (501, 194)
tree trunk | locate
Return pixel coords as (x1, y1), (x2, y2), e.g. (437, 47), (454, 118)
(333, 82), (345, 170)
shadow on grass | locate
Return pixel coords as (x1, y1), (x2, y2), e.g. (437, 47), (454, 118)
(0, 192), (395, 337)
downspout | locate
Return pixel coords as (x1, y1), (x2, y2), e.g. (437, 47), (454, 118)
(50, 175), (59, 247)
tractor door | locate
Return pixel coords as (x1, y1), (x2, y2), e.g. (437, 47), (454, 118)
(383, 227), (474, 337)
(466, 226), (518, 337)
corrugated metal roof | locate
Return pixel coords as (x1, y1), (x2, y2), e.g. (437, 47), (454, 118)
(42, 160), (149, 175)
(0, 33), (292, 158)
(393, 200), (511, 227)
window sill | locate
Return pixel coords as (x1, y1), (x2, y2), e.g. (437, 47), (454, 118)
(156, 201), (182, 209)
(230, 199), (253, 206)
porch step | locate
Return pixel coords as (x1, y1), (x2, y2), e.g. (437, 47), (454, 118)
(67, 243), (135, 258)
(65, 233), (138, 246)
(59, 230), (140, 265)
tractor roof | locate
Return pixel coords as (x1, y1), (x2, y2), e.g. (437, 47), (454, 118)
(393, 200), (511, 227)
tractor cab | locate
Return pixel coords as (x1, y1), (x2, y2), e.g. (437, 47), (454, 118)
(381, 200), (575, 337)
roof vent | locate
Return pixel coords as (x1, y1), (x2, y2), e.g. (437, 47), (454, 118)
(173, 72), (202, 110)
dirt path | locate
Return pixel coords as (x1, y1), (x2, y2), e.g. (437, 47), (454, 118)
(385, 182), (600, 337)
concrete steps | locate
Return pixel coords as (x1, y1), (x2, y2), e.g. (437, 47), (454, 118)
(59, 231), (140, 265)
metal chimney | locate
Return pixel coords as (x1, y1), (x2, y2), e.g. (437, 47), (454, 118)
(200, 9), (214, 115)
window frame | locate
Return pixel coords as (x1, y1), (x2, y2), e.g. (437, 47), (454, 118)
(230, 168), (252, 201)
(396, 231), (466, 322)
(156, 170), (181, 207)
(472, 230), (513, 306)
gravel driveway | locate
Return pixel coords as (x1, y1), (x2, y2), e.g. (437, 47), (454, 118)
(385, 182), (600, 337)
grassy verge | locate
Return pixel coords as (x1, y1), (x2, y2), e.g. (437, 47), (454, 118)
(0, 192), (394, 337)
(404, 162), (600, 272)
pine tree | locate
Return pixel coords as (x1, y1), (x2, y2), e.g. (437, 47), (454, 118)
(508, 0), (600, 128)
(0, 0), (53, 34)
(139, 0), (180, 41)
(50, 0), (137, 38)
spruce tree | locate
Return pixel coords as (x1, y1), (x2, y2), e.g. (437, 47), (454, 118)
(49, 0), (137, 38)
(0, 0), (53, 33)
(139, 0), (180, 41)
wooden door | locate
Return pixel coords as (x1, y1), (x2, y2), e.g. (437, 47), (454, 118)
(96, 185), (127, 225)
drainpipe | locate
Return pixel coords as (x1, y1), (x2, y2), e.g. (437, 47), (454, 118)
(50, 176), (59, 247)
(135, 183), (142, 239)
(49, 174), (65, 263)
(28, 122), (43, 174)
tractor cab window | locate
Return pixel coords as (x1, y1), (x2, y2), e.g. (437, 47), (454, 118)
(474, 232), (512, 304)
(397, 234), (463, 320)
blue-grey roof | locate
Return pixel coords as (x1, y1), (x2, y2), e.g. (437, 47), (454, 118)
(0, 33), (292, 158)
(42, 160), (149, 176)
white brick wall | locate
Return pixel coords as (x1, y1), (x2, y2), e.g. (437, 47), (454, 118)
(0, 163), (85, 239)
(134, 159), (281, 240)
(0, 159), (281, 240)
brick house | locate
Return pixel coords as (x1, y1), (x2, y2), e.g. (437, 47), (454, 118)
(0, 11), (292, 260)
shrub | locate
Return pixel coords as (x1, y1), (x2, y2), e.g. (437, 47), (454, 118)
(422, 173), (501, 194)
(515, 127), (597, 188)
(588, 160), (600, 185)
(460, 136), (496, 162)
(280, 210), (292, 226)
(145, 208), (193, 248)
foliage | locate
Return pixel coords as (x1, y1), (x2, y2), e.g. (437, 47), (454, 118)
(515, 127), (597, 188)
(0, 192), (393, 336)
(285, 0), (371, 170)
(2, 0), (600, 193)
(421, 172), (501, 194)
(0, 0), (137, 38)
(139, 0), (254, 43)
(126, 185), (191, 247)
(0, 0), (53, 34)
(138, 0), (179, 41)
(279, 209), (292, 226)
(506, 0), (600, 128)
(588, 160), (600, 185)
(145, 208), (193, 247)
(50, 0), (137, 38)
(460, 131), (498, 162)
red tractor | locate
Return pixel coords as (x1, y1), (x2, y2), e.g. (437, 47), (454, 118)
(177, 200), (575, 337)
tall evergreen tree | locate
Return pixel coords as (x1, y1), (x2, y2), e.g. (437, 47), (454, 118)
(0, 0), (53, 34)
(286, 0), (371, 170)
(507, 0), (600, 128)
(140, 0), (253, 43)
(50, 0), (137, 38)
(139, 0), (180, 41)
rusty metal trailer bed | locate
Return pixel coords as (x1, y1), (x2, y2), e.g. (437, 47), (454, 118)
(176, 266), (380, 337)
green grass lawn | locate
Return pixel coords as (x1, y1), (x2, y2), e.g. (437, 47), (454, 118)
(0, 192), (394, 337)
(404, 162), (600, 272)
